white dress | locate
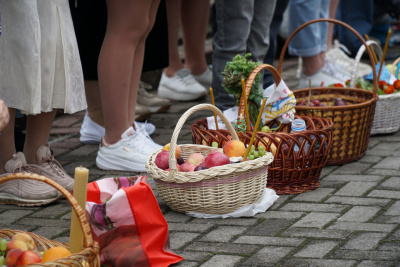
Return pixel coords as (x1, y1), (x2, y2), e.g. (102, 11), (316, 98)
(0, 0), (86, 115)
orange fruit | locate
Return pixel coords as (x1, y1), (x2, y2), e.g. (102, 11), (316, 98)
(41, 247), (71, 262)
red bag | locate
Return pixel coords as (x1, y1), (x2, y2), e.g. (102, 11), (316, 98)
(85, 176), (183, 267)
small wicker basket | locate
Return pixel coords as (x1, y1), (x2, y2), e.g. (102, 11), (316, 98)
(146, 104), (274, 214)
(352, 40), (400, 135)
(280, 18), (378, 165)
(0, 173), (100, 267)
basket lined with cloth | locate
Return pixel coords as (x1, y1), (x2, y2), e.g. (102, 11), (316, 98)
(146, 104), (274, 214)
(280, 18), (378, 165)
(192, 65), (334, 194)
(0, 173), (100, 267)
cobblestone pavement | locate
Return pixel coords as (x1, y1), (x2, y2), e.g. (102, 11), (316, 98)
(1, 58), (400, 267)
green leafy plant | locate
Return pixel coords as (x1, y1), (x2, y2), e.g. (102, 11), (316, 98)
(222, 53), (264, 130)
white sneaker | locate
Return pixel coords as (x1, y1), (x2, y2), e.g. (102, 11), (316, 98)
(326, 40), (372, 78)
(158, 68), (208, 101)
(137, 81), (171, 113)
(298, 62), (347, 88)
(192, 67), (212, 89)
(96, 126), (161, 172)
(80, 112), (156, 144)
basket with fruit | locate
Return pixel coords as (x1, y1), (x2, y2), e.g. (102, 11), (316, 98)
(349, 39), (400, 135)
(192, 64), (334, 195)
(146, 104), (274, 214)
(280, 18), (378, 165)
(0, 173), (100, 267)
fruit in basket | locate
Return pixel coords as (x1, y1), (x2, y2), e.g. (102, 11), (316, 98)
(185, 153), (205, 166)
(162, 143), (181, 159)
(194, 163), (207, 171)
(41, 246), (71, 262)
(5, 249), (24, 266)
(177, 156), (185, 165)
(384, 85), (395, 94)
(15, 250), (41, 265)
(0, 238), (8, 253)
(6, 239), (28, 253)
(393, 80), (400, 90)
(223, 140), (246, 158)
(155, 150), (170, 170)
(179, 163), (197, 172)
(11, 233), (35, 251)
(211, 141), (219, 148)
(210, 148), (223, 154)
(313, 99), (320, 106)
(204, 152), (230, 168)
(334, 98), (346, 106)
(261, 125), (271, 132)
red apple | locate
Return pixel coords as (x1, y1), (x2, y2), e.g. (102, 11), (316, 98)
(15, 250), (41, 266)
(313, 99), (320, 106)
(6, 240), (28, 254)
(204, 152), (230, 169)
(179, 163), (197, 172)
(11, 233), (35, 251)
(5, 249), (24, 267)
(155, 150), (170, 170)
(185, 153), (205, 166)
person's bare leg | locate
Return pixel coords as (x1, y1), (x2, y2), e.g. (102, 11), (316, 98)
(23, 110), (57, 164)
(180, 0), (209, 75)
(163, 0), (184, 77)
(128, 0), (160, 125)
(85, 80), (104, 126)
(0, 108), (16, 173)
(302, 54), (324, 76)
(98, 0), (152, 144)
(327, 0), (339, 51)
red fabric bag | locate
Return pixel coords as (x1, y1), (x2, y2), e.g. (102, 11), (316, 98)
(85, 176), (183, 267)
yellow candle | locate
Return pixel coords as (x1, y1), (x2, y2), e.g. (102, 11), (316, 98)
(365, 34), (379, 65)
(209, 88), (219, 130)
(69, 166), (89, 254)
(377, 29), (391, 81)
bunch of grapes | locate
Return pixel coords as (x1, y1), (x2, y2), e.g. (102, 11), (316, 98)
(0, 238), (8, 265)
(248, 145), (266, 160)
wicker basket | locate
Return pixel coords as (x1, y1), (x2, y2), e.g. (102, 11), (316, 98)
(192, 65), (334, 194)
(0, 173), (100, 267)
(352, 41), (400, 135)
(146, 104), (274, 214)
(278, 18), (378, 165)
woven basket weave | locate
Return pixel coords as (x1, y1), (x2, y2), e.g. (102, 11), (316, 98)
(146, 104), (274, 214)
(352, 40), (400, 135)
(279, 18), (378, 165)
(192, 64), (334, 194)
(0, 173), (100, 267)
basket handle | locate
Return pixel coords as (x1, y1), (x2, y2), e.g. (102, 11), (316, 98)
(167, 104), (239, 174)
(351, 40), (383, 87)
(237, 64), (282, 128)
(277, 18), (378, 96)
(0, 173), (95, 250)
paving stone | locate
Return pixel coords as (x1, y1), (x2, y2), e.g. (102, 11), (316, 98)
(234, 236), (305, 246)
(372, 157), (400, 169)
(342, 232), (387, 250)
(281, 259), (356, 267)
(256, 211), (305, 219)
(387, 229), (400, 241)
(174, 261), (197, 267)
(358, 155), (384, 164)
(269, 195), (294, 210)
(320, 180), (347, 189)
(0, 210), (34, 224)
(164, 211), (192, 223)
(324, 196), (390, 206)
(330, 250), (400, 261)
(357, 260), (399, 267)
(384, 201), (400, 215)
(62, 145), (100, 159)
(200, 255), (243, 267)
(368, 190), (400, 199)
(200, 226), (247, 242)
(365, 169), (400, 176)
(371, 142), (400, 151)
(294, 240), (340, 258)
(377, 242), (400, 251)
(324, 175), (383, 182)
(191, 218), (259, 226)
(320, 166), (338, 177)
(379, 177), (400, 190)
(281, 228), (351, 239)
(241, 246), (294, 266)
(33, 226), (69, 240)
(175, 251), (212, 262)
(328, 222), (397, 232)
(291, 212), (340, 228)
(292, 188), (335, 202)
(372, 215), (400, 224)
(280, 203), (347, 213)
(332, 162), (371, 174)
(185, 241), (260, 255)
(244, 219), (294, 236)
(334, 182), (377, 196)
(338, 206), (380, 222)
(30, 203), (72, 219)
(168, 222), (214, 233)
(169, 232), (201, 250)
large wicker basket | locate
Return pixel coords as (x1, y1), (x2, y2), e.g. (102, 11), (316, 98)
(146, 104), (274, 214)
(0, 173), (100, 267)
(192, 65), (334, 194)
(352, 40), (400, 135)
(279, 18), (378, 165)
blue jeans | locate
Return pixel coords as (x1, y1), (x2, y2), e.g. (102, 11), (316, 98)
(211, 0), (277, 110)
(287, 0), (329, 57)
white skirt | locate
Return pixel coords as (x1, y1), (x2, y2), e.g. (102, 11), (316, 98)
(0, 0), (86, 115)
